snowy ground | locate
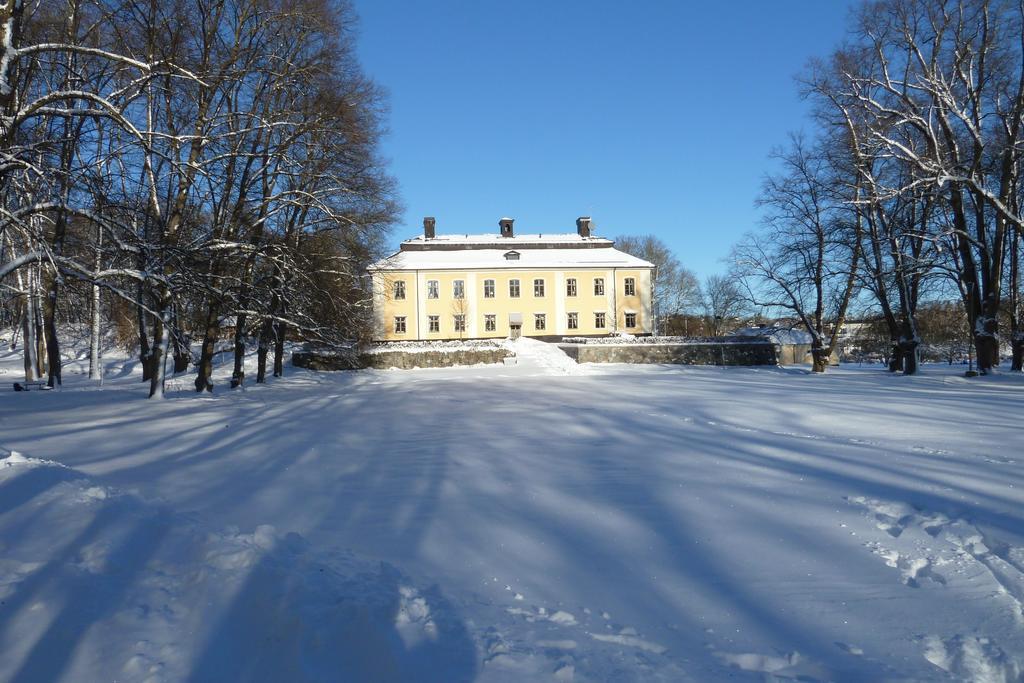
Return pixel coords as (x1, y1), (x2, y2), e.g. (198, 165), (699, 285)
(1, 339), (1023, 682)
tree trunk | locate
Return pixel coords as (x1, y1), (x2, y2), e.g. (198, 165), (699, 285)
(137, 302), (152, 381)
(171, 325), (190, 374)
(898, 338), (919, 376)
(193, 244), (227, 391)
(172, 339), (189, 374)
(42, 277), (61, 388)
(888, 341), (904, 373)
(1010, 231), (1021, 372)
(166, 301), (189, 374)
(273, 321), (286, 377)
(34, 290), (46, 378)
(89, 281), (101, 381)
(230, 211), (268, 388)
(256, 317), (271, 384)
(973, 309), (1000, 374)
(259, 262), (284, 383)
(42, 19), (80, 390)
(9, 306), (21, 351)
(974, 334), (999, 373)
(20, 294), (37, 382)
(194, 309), (220, 392)
(811, 346), (829, 373)
(231, 313), (247, 388)
(898, 317), (920, 376)
(148, 315), (168, 399)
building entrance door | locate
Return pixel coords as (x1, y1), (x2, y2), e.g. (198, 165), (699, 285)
(509, 312), (523, 339)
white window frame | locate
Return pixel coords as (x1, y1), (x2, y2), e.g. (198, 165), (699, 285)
(483, 279), (495, 298)
(594, 278), (605, 295)
(624, 278), (636, 296)
(453, 314), (466, 332)
(453, 280), (465, 299)
(428, 315), (439, 333)
(394, 316), (407, 334)
(484, 314), (496, 332)
(427, 280), (439, 299)
(509, 279), (520, 298)
(534, 278), (545, 297)
(393, 280), (406, 300)
(624, 311), (637, 328)
(566, 278), (577, 297)
(534, 313), (546, 331)
(595, 312), (606, 329)
(567, 312), (578, 330)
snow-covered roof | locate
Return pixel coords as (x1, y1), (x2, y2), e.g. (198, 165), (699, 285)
(399, 232), (614, 248)
(369, 232), (654, 271)
(370, 246), (653, 271)
(734, 326), (813, 345)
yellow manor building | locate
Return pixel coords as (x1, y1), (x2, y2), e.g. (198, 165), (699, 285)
(369, 216), (655, 342)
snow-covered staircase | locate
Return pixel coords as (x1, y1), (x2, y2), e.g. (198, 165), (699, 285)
(503, 337), (584, 375)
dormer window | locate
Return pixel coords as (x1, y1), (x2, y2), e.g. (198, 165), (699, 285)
(504, 250), (520, 261)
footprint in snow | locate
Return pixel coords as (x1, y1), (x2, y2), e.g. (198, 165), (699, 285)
(864, 542), (947, 587)
(714, 649), (831, 681)
(922, 634), (1024, 681)
(850, 495), (1024, 618)
(834, 642), (864, 656)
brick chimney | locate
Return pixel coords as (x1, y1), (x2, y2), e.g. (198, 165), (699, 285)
(499, 217), (514, 238)
(576, 216), (592, 237)
(423, 216), (436, 239)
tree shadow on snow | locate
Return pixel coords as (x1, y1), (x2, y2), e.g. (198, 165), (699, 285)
(425, 374), (1024, 680)
(0, 501), (171, 683)
(0, 464), (478, 683)
(4, 365), (1022, 681)
(186, 534), (478, 683)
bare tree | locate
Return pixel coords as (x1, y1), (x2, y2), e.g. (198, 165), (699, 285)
(840, 0), (1024, 372)
(732, 136), (862, 372)
(614, 234), (701, 334)
(702, 274), (747, 336)
(0, 0), (396, 398)
(1009, 221), (1023, 370)
(804, 48), (942, 375)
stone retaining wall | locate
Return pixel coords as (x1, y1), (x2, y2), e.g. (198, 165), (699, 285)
(291, 351), (360, 371)
(557, 342), (777, 366)
(292, 348), (512, 371)
(360, 348), (512, 369)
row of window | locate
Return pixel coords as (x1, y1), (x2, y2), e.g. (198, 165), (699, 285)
(393, 311), (638, 334)
(393, 277), (636, 300)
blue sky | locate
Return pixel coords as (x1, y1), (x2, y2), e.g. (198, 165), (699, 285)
(355, 1), (857, 280)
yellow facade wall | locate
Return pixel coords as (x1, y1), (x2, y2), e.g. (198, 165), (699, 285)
(372, 267), (653, 341)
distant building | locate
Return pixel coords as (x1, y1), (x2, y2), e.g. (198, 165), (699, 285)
(833, 320), (877, 358)
(734, 324), (840, 366)
(368, 217), (655, 341)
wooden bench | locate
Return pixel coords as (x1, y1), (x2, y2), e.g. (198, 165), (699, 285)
(13, 381), (49, 392)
